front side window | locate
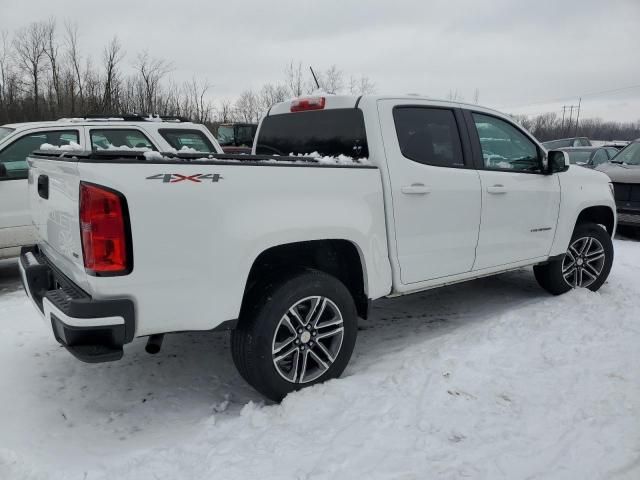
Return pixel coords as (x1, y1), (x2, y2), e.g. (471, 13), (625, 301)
(160, 129), (215, 153)
(472, 113), (541, 172)
(393, 107), (464, 167)
(0, 130), (79, 180)
(90, 129), (156, 151)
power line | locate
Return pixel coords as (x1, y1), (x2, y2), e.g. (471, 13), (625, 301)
(498, 83), (640, 110)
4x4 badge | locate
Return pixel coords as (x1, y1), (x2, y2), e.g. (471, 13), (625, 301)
(146, 173), (223, 183)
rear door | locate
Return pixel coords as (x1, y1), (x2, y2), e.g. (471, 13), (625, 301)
(0, 128), (82, 251)
(465, 111), (560, 270)
(378, 100), (482, 284)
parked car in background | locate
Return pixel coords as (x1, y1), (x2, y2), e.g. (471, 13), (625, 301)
(558, 146), (620, 168)
(0, 115), (222, 260)
(602, 141), (629, 150)
(216, 123), (258, 154)
(597, 139), (640, 232)
(20, 95), (616, 401)
(542, 137), (592, 149)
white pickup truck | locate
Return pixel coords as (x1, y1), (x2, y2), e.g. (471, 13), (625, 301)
(20, 95), (616, 401)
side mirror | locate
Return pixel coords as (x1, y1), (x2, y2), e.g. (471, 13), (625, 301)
(0, 163), (7, 178)
(546, 150), (570, 174)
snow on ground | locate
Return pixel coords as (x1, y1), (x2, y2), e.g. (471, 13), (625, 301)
(0, 240), (639, 479)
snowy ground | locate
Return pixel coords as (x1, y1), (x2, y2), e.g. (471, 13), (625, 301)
(0, 240), (639, 480)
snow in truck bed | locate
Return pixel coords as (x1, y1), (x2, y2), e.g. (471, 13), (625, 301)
(0, 239), (638, 479)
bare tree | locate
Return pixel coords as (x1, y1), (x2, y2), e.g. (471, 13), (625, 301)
(348, 75), (376, 95)
(102, 36), (123, 112)
(42, 18), (63, 115)
(64, 21), (83, 113)
(285, 61), (304, 97)
(217, 98), (234, 123)
(135, 51), (172, 113)
(13, 21), (47, 117)
(316, 65), (343, 94)
(473, 88), (480, 104)
(235, 89), (260, 123)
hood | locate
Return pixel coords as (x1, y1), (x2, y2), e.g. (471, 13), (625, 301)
(595, 162), (640, 183)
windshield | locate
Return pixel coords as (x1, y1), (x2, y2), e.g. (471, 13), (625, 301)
(566, 151), (593, 164)
(0, 127), (15, 143)
(217, 125), (235, 146)
(611, 143), (640, 165)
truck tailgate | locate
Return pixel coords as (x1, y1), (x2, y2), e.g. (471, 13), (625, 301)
(27, 156), (90, 292)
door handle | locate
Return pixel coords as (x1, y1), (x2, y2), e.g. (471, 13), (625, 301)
(401, 183), (431, 195)
(37, 175), (49, 199)
(486, 184), (507, 194)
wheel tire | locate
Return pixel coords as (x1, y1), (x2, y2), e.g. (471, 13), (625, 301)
(534, 222), (614, 295)
(231, 269), (358, 402)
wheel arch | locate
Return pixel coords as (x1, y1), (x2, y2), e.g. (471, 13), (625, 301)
(575, 205), (615, 236)
(241, 239), (370, 320)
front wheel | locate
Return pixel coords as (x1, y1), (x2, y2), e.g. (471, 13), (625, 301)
(231, 269), (358, 402)
(534, 222), (614, 295)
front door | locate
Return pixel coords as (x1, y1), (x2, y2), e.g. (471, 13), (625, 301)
(379, 100), (482, 284)
(466, 112), (560, 270)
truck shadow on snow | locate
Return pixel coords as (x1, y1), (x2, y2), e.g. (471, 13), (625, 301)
(21, 267), (548, 431)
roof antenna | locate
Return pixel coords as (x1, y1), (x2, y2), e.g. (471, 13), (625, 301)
(309, 66), (321, 90)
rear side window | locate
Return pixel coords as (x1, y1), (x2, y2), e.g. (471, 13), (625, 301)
(90, 129), (156, 151)
(255, 109), (368, 158)
(159, 129), (215, 153)
(393, 107), (464, 167)
(0, 130), (79, 180)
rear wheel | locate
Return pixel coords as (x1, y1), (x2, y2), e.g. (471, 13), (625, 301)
(231, 269), (358, 402)
(534, 222), (613, 295)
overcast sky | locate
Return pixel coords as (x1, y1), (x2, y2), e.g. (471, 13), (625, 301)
(2, 0), (639, 121)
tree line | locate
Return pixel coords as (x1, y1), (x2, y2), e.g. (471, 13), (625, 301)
(512, 112), (640, 142)
(0, 19), (376, 126)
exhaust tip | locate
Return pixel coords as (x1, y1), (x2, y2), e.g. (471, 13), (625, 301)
(145, 334), (164, 355)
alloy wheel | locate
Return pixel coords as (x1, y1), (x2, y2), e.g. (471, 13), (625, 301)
(271, 296), (345, 384)
(562, 236), (606, 288)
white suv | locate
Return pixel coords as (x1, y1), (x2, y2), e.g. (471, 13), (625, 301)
(0, 116), (222, 259)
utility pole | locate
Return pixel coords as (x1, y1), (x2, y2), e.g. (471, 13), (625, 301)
(574, 97), (582, 136)
(561, 103), (580, 136)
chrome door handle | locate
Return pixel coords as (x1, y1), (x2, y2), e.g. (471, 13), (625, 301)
(486, 184), (507, 194)
(401, 184), (431, 195)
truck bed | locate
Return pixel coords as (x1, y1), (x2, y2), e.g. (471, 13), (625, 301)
(26, 150), (391, 340)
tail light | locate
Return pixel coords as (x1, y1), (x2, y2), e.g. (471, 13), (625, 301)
(79, 182), (132, 275)
(291, 97), (325, 112)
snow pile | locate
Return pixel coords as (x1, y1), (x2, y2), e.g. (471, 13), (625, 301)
(39, 141), (82, 151)
(95, 144), (151, 152)
(291, 151), (371, 165)
(0, 240), (638, 479)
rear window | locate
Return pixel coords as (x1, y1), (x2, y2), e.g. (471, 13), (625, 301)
(159, 129), (215, 153)
(255, 109), (369, 158)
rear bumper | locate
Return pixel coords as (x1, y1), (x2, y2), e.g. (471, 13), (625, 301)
(19, 245), (135, 363)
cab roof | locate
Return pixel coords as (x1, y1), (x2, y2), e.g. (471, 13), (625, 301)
(267, 94), (512, 120)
